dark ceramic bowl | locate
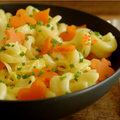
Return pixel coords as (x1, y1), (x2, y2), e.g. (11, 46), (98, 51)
(0, 3), (120, 120)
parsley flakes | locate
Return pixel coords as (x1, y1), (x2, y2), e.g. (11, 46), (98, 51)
(19, 52), (25, 57)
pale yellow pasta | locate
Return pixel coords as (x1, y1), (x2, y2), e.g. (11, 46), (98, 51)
(15, 24), (36, 37)
(26, 5), (39, 16)
(0, 6), (117, 100)
(0, 83), (7, 100)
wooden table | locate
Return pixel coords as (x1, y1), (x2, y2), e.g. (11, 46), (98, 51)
(0, 1), (120, 120)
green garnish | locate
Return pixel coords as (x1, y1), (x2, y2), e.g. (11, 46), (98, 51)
(22, 62), (25, 66)
(79, 58), (83, 63)
(94, 31), (100, 36)
(30, 24), (36, 29)
(55, 57), (59, 60)
(7, 37), (10, 40)
(105, 73), (108, 77)
(25, 37), (29, 41)
(18, 13), (21, 17)
(7, 23), (11, 28)
(19, 52), (25, 57)
(46, 23), (50, 27)
(4, 43), (11, 47)
(10, 86), (14, 89)
(51, 68), (56, 72)
(0, 46), (6, 51)
(17, 74), (21, 79)
(70, 63), (74, 68)
(0, 80), (4, 83)
(60, 75), (67, 81)
(37, 21), (43, 26)
(30, 72), (35, 76)
(74, 71), (82, 81)
(17, 67), (22, 71)
(22, 74), (30, 79)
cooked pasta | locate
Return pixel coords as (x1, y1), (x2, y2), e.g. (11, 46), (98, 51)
(0, 5), (117, 100)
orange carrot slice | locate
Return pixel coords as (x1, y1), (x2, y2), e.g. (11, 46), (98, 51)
(18, 80), (46, 100)
(39, 36), (53, 55)
(0, 61), (5, 70)
(32, 66), (58, 87)
(3, 27), (25, 45)
(10, 9), (36, 28)
(33, 8), (50, 25)
(53, 44), (75, 52)
(59, 25), (77, 41)
(91, 58), (115, 82)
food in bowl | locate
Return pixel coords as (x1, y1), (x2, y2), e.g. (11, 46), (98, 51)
(0, 5), (118, 100)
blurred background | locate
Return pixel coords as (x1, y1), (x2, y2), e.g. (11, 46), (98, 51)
(0, 1), (120, 20)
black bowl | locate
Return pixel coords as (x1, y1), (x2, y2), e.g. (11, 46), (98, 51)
(0, 3), (120, 120)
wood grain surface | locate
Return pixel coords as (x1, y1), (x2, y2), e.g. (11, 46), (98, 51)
(0, 1), (120, 120)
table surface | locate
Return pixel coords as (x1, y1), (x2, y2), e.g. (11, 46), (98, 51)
(0, 1), (120, 120)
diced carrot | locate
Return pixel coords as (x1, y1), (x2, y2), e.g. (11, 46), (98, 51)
(0, 61), (5, 70)
(18, 80), (46, 100)
(76, 24), (87, 29)
(59, 25), (77, 41)
(53, 44), (75, 52)
(39, 36), (53, 55)
(101, 58), (111, 66)
(91, 58), (115, 82)
(3, 27), (25, 45)
(33, 8), (50, 25)
(32, 66), (58, 87)
(10, 9), (36, 28)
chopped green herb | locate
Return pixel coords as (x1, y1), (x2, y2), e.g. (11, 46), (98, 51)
(22, 62), (25, 66)
(10, 86), (14, 89)
(48, 53), (51, 56)
(17, 74), (21, 79)
(51, 27), (54, 30)
(19, 52), (25, 57)
(38, 29), (42, 32)
(52, 43), (56, 47)
(26, 22), (30, 25)
(88, 30), (92, 34)
(51, 68), (56, 72)
(76, 49), (81, 52)
(55, 57), (59, 60)
(30, 72), (35, 76)
(91, 43), (93, 46)
(83, 50), (85, 56)
(4, 43), (11, 47)
(70, 63), (74, 68)
(0, 80), (4, 83)
(7, 37), (10, 40)
(74, 71), (82, 81)
(22, 74), (30, 79)
(79, 58), (83, 63)
(105, 73), (108, 77)
(32, 8), (36, 11)
(18, 13), (21, 17)
(15, 29), (18, 33)
(11, 44), (15, 47)
(33, 66), (36, 68)
(30, 24), (36, 29)
(17, 67), (22, 71)
(58, 43), (62, 46)
(35, 55), (43, 59)
(7, 23), (11, 28)
(39, 70), (44, 75)
(46, 23), (50, 27)
(37, 21), (43, 26)
(56, 22), (59, 26)
(94, 31), (100, 36)
(0, 46), (6, 51)
(46, 65), (49, 68)
(25, 37), (29, 41)
(65, 91), (70, 94)
(29, 14), (34, 17)
(60, 75), (67, 81)
(36, 48), (41, 52)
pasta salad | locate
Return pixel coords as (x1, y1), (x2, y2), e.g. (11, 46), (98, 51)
(0, 6), (117, 100)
